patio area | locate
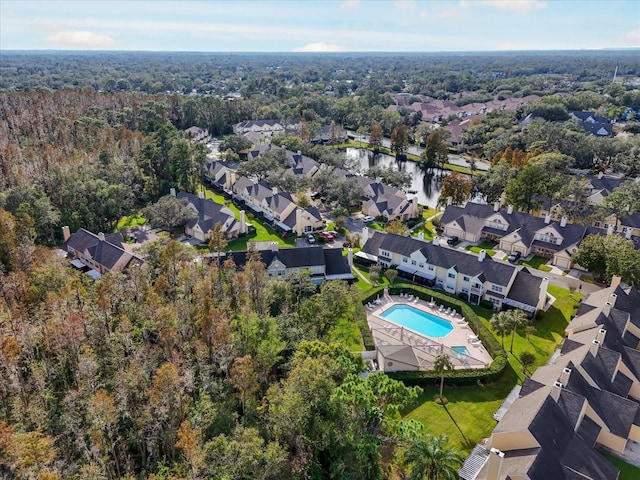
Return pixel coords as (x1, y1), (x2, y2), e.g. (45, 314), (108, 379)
(366, 293), (493, 371)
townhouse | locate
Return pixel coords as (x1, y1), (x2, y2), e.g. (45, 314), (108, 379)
(358, 179), (420, 221)
(175, 191), (242, 242)
(460, 277), (640, 479)
(441, 202), (613, 269)
(231, 176), (324, 236)
(63, 227), (139, 278)
(357, 229), (547, 313)
(227, 242), (354, 284)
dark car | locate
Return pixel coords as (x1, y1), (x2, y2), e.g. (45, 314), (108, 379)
(508, 251), (522, 263)
(446, 236), (459, 246)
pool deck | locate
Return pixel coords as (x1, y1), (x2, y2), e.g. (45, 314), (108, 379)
(366, 294), (493, 370)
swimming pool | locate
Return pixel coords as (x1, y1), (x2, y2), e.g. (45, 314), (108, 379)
(452, 346), (470, 356)
(380, 304), (453, 338)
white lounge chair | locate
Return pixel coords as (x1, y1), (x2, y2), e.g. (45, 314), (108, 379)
(414, 296), (419, 303)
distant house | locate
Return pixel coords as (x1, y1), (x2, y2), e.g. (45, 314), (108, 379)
(357, 229), (547, 313)
(184, 126), (210, 143)
(227, 243), (354, 284)
(176, 191), (243, 241)
(460, 276), (640, 480)
(205, 160), (238, 191)
(569, 111), (614, 137)
(233, 119), (300, 137)
(63, 227), (139, 278)
(285, 150), (319, 177)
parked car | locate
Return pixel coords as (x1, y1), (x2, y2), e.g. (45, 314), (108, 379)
(508, 251), (522, 263)
(307, 234), (316, 244)
(362, 215), (375, 223)
(446, 236), (459, 246)
(320, 231), (335, 241)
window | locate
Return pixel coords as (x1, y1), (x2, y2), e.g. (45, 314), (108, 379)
(411, 260), (417, 265)
(418, 263), (424, 268)
(428, 265), (434, 271)
(463, 276), (470, 282)
(402, 257), (408, 263)
(491, 285), (503, 293)
(447, 273), (455, 279)
(380, 250), (391, 258)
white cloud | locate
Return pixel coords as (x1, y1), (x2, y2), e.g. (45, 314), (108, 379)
(620, 28), (640, 47)
(293, 41), (345, 52)
(395, 0), (416, 10)
(340, 0), (359, 9)
(43, 30), (116, 48)
(420, 5), (465, 21)
(462, 0), (547, 14)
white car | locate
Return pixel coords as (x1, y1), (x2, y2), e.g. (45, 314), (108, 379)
(362, 215), (375, 223)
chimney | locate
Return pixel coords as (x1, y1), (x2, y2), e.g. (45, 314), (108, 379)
(362, 227), (370, 244)
(98, 232), (105, 242)
(446, 196), (453, 206)
(610, 275), (622, 290)
(607, 224), (614, 235)
(271, 241), (278, 252)
(272, 186), (278, 195)
(602, 301), (612, 317)
(590, 339), (600, 357)
(226, 170), (237, 189)
(486, 448), (505, 480)
(170, 188), (176, 197)
(507, 204), (513, 215)
(493, 201), (500, 212)
(198, 191), (204, 199)
(537, 277), (549, 311)
(560, 216), (567, 227)
(560, 367), (572, 385)
(609, 293), (617, 309)
(347, 248), (353, 267)
(62, 226), (71, 241)
(596, 328), (607, 343)
(297, 150), (302, 156)
(418, 232), (424, 241)
(240, 210), (247, 235)
(478, 249), (486, 262)
(624, 228), (632, 239)
(432, 236), (440, 246)
(598, 171), (604, 179)
(551, 381), (563, 401)
(544, 213), (551, 224)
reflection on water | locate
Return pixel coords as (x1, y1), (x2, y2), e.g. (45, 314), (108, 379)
(345, 147), (450, 208)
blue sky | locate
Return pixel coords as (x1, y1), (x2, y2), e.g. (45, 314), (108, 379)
(1, 0), (638, 52)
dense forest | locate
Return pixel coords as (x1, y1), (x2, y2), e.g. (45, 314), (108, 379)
(1, 50), (640, 479)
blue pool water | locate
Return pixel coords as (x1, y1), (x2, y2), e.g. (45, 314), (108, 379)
(380, 305), (453, 338)
(452, 346), (470, 356)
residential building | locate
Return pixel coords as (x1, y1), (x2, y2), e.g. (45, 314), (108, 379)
(63, 227), (139, 278)
(460, 277), (640, 479)
(205, 160), (238, 192)
(175, 191), (242, 242)
(184, 126), (210, 143)
(231, 176), (324, 236)
(226, 243), (354, 284)
(441, 202), (611, 269)
(233, 119), (299, 137)
(358, 178), (420, 221)
(570, 111), (614, 137)
(357, 230), (547, 313)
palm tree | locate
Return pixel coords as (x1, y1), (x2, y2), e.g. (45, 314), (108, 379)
(490, 311), (510, 348)
(507, 309), (529, 354)
(433, 354), (453, 404)
(404, 433), (463, 480)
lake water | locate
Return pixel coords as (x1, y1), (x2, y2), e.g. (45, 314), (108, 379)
(345, 147), (451, 208)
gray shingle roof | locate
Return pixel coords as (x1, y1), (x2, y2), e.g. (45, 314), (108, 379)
(506, 269), (543, 307)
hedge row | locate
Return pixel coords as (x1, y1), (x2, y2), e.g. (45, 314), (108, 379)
(360, 284), (508, 386)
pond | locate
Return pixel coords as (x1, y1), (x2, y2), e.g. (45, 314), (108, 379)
(345, 147), (452, 208)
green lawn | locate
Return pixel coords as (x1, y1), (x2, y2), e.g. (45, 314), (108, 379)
(518, 255), (553, 272)
(465, 241), (498, 257)
(603, 453), (640, 479)
(116, 212), (147, 230)
(403, 366), (519, 454)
